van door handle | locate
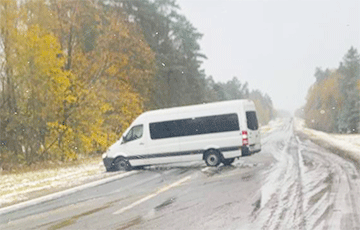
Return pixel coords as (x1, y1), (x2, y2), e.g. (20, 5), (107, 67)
(139, 142), (144, 145)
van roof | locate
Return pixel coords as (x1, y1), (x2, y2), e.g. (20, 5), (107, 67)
(137, 99), (255, 120)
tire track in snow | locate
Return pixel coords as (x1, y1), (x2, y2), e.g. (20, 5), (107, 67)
(252, 118), (360, 230)
(252, 123), (305, 230)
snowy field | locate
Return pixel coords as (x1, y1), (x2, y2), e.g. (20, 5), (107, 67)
(0, 158), (121, 208)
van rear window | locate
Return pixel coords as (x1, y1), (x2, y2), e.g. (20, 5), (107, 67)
(150, 113), (239, 139)
(246, 111), (259, 130)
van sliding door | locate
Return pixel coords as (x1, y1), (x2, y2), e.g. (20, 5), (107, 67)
(147, 121), (180, 165)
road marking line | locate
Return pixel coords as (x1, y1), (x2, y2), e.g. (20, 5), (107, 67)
(201, 167), (210, 172)
(113, 175), (192, 215)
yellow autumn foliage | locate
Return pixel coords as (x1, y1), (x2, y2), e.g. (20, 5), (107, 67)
(304, 71), (342, 132)
(0, 0), (155, 166)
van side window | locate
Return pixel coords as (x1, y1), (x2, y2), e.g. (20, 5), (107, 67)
(246, 111), (259, 130)
(124, 125), (143, 142)
(149, 113), (239, 140)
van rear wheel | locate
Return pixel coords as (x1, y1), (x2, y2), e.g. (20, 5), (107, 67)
(113, 157), (132, 171)
(223, 158), (235, 166)
(204, 150), (221, 167)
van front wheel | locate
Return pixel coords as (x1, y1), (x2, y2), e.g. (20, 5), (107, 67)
(204, 150), (221, 167)
(113, 157), (132, 171)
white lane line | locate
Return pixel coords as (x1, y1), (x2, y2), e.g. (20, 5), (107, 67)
(0, 171), (138, 215)
(201, 167), (210, 172)
(113, 175), (192, 215)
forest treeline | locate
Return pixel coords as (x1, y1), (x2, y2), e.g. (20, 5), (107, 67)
(0, 0), (275, 169)
(301, 47), (360, 133)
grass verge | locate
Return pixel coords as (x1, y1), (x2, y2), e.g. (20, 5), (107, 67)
(0, 155), (110, 208)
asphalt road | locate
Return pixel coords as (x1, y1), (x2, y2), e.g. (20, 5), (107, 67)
(1, 118), (360, 230)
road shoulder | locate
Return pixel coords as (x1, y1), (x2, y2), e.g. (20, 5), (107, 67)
(293, 117), (360, 169)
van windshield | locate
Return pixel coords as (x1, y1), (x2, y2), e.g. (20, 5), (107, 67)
(246, 111), (259, 130)
(123, 125), (143, 142)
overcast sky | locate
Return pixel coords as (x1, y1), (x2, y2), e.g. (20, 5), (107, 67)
(177, 0), (360, 113)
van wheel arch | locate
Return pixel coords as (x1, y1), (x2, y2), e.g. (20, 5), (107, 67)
(113, 156), (132, 171)
(222, 158), (235, 166)
(203, 149), (222, 167)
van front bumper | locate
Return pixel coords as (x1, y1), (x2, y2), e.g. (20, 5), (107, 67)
(103, 156), (115, 171)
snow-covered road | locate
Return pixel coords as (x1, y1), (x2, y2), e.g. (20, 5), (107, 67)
(1, 118), (360, 230)
(251, 118), (360, 229)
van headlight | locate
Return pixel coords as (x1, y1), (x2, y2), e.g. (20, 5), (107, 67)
(102, 153), (107, 159)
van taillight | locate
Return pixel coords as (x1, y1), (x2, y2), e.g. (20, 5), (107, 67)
(242, 131), (248, 145)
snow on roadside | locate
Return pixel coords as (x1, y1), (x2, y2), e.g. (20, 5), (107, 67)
(0, 158), (121, 208)
(260, 118), (284, 134)
(294, 118), (360, 161)
(330, 134), (360, 147)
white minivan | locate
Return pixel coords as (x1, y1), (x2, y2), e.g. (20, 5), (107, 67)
(102, 99), (261, 171)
